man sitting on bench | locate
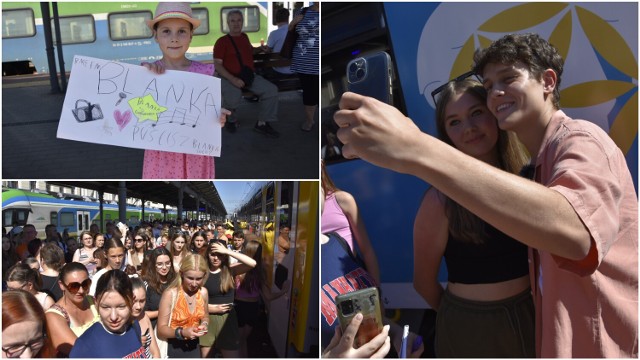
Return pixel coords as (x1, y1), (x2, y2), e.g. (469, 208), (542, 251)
(214, 9), (280, 137)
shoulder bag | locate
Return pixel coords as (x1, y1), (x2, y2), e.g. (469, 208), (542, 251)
(227, 34), (255, 88)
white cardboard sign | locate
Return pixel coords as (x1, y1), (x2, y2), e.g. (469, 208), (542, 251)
(57, 55), (222, 157)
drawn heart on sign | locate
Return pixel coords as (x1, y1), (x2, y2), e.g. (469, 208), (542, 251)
(114, 110), (132, 131)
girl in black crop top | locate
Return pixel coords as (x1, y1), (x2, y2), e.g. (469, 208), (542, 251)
(413, 77), (534, 357)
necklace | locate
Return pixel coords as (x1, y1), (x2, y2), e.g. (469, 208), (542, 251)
(184, 291), (196, 305)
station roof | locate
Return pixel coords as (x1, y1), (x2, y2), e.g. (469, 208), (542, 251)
(47, 181), (226, 215)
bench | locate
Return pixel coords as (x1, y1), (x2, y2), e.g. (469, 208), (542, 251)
(241, 52), (301, 100)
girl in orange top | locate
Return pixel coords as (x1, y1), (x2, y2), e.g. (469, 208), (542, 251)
(157, 253), (209, 358)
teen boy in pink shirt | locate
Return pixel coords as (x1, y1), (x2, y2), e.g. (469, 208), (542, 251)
(334, 33), (637, 357)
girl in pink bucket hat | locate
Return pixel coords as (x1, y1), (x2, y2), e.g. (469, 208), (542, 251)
(141, 2), (229, 179)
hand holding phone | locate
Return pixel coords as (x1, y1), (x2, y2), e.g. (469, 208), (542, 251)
(323, 312), (390, 358)
(346, 51), (394, 105)
(335, 287), (383, 349)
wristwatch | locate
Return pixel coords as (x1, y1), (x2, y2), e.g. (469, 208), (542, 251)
(175, 327), (184, 340)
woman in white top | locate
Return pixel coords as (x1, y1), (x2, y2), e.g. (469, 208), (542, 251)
(72, 231), (98, 276)
(6, 263), (55, 310)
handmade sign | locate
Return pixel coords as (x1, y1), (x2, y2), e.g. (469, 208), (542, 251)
(57, 55), (222, 157)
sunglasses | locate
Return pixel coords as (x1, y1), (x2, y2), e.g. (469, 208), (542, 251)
(63, 278), (91, 294)
(430, 71), (479, 106)
(135, 238), (144, 242)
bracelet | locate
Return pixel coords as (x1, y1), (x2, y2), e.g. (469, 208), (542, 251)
(175, 326), (184, 340)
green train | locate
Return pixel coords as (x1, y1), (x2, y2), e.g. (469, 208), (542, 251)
(2, 1), (273, 74)
(2, 187), (177, 238)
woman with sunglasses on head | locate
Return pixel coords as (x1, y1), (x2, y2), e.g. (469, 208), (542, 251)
(72, 231), (98, 277)
(131, 277), (161, 358)
(6, 263), (55, 310)
(3, 290), (48, 358)
(69, 270), (145, 358)
(199, 241), (256, 358)
(157, 254), (209, 358)
(141, 247), (176, 329)
(89, 238), (126, 296)
(45, 262), (99, 357)
(413, 76), (534, 357)
(128, 230), (149, 276)
(168, 232), (189, 273)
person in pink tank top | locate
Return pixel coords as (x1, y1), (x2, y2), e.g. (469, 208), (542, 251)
(321, 160), (380, 285)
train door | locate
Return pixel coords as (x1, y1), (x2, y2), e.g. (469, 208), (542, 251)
(268, 181), (295, 357)
(76, 211), (91, 232)
(268, 181), (319, 357)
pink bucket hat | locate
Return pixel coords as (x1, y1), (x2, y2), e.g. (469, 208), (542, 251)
(146, 2), (201, 30)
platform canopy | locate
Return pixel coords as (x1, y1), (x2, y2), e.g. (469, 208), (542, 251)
(47, 181), (226, 215)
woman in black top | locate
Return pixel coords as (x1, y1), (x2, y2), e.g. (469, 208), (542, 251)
(413, 77), (534, 357)
(141, 247), (176, 329)
(199, 241), (255, 357)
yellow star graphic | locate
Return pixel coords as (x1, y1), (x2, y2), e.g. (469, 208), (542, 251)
(128, 94), (167, 123)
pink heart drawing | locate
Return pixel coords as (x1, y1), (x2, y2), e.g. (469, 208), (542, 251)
(114, 110), (132, 131)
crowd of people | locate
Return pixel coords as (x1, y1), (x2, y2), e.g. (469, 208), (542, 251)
(2, 218), (288, 358)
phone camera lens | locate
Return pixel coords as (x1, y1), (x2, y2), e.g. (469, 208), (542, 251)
(349, 63), (358, 74)
(355, 68), (365, 80)
(341, 299), (354, 315)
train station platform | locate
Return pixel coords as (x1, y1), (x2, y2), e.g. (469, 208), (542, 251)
(2, 78), (318, 179)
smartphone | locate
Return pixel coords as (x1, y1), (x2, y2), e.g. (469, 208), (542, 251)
(335, 287), (383, 349)
(346, 51), (394, 105)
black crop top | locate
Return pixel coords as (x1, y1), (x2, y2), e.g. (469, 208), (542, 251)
(443, 222), (528, 284)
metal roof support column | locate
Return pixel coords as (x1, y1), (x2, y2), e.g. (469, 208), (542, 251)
(178, 183), (184, 221)
(118, 181), (127, 223)
(39, 2), (61, 93)
(99, 191), (104, 233)
(51, 2), (67, 91)
(141, 197), (146, 224)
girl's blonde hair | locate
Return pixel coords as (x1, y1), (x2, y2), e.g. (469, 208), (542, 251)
(168, 253), (209, 290)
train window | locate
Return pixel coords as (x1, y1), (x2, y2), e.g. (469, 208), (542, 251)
(3, 211), (11, 227)
(3, 209), (29, 227)
(108, 11), (153, 41)
(192, 8), (209, 36)
(220, 6), (260, 33)
(60, 212), (75, 227)
(50, 212), (58, 226)
(2, 8), (36, 39)
(51, 15), (96, 44)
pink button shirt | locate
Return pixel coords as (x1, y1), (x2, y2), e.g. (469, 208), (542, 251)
(531, 110), (638, 357)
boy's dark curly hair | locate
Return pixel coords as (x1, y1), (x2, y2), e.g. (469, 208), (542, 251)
(473, 33), (564, 109)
